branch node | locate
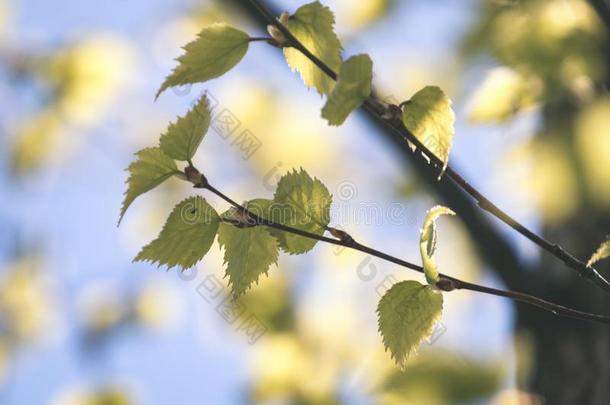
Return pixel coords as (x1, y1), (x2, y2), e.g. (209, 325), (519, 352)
(398, 100), (411, 109)
(266, 12), (290, 47)
(185, 165), (208, 188)
(225, 207), (258, 228)
(436, 278), (457, 292)
(327, 226), (356, 246)
(381, 104), (402, 121)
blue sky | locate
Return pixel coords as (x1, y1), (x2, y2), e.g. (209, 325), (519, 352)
(0, 1), (527, 403)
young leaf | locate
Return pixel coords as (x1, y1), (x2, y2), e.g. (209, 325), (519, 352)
(321, 54), (373, 126)
(587, 238), (610, 267)
(135, 196), (220, 269)
(401, 86), (455, 176)
(156, 24), (250, 98)
(377, 280), (443, 368)
(271, 169), (332, 254)
(420, 205), (455, 285)
(159, 95), (211, 161)
(218, 200), (280, 297)
(119, 147), (178, 224)
(468, 67), (540, 123)
(283, 1), (342, 95)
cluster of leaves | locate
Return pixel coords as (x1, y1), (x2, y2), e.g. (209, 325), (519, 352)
(118, 1), (473, 368)
(156, 1), (456, 168)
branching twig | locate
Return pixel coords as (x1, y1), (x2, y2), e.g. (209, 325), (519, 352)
(246, 0), (610, 296)
(191, 177), (610, 326)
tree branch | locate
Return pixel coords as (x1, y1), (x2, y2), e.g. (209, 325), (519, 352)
(243, 0), (610, 296)
(228, 0), (530, 297)
(189, 174), (610, 326)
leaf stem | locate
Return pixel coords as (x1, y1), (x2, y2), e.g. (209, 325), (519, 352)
(246, 0), (610, 296)
(249, 36), (272, 42)
(198, 180), (610, 326)
(248, 36), (280, 47)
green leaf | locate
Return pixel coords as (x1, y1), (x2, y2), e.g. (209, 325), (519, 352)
(156, 23), (250, 98)
(135, 196), (220, 269)
(321, 54), (372, 126)
(119, 147), (178, 224)
(587, 238), (610, 267)
(468, 67), (539, 123)
(401, 86), (455, 176)
(159, 95), (212, 161)
(271, 169), (332, 254)
(420, 205), (455, 285)
(377, 280), (444, 368)
(283, 1), (342, 95)
(218, 200), (280, 297)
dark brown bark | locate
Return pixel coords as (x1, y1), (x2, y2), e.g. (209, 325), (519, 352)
(223, 0), (610, 401)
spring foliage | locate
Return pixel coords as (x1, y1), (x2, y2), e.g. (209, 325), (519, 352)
(377, 280), (443, 369)
(120, 1), (469, 368)
(156, 24), (250, 99)
(401, 86), (455, 176)
(321, 54), (373, 125)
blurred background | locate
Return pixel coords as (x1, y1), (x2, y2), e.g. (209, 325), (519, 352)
(1, 0), (609, 403)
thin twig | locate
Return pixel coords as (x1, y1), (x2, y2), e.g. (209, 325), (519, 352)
(246, 0), (610, 296)
(248, 36), (274, 42)
(196, 180), (610, 326)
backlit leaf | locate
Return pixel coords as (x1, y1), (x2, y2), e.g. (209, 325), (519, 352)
(135, 196), (219, 269)
(157, 24), (250, 98)
(420, 205), (455, 285)
(271, 169), (332, 254)
(159, 95), (211, 161)
(283, 1), (342, 95)
(377, 280), (443, 368)
(401, 86), (455, 176)
(321, 54), (372, 125)
(119, 147), (178, 224)
(218, 200), (280, 297)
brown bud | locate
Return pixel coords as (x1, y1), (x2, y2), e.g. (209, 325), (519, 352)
(226, 207), (257, 228)
(278, 11), (289, 26)
(184, 166), (207, 187)
(266, 12), (291, 48)
(381, 104), (402, 121)
(328, 227), (356, 245)
(436, 278), (456, 292)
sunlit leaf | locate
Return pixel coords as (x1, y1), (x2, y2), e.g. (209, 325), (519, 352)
(587, 238), (610, 267)
(420, 205), (455, 285)
(119, 147), (178, 224)
(218, 200), (280, 298)
(377, 280), (443, 368)
(321, 54), (372, 125)
(159, 95), (211, 161)
(283, 1), (342, 95)
(271, 169), (332, 254)
(135, 196), (219, 269)
(157, 23), (250, 98)
(401, 86), (455, 176)
(467, 67), (540, 123)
